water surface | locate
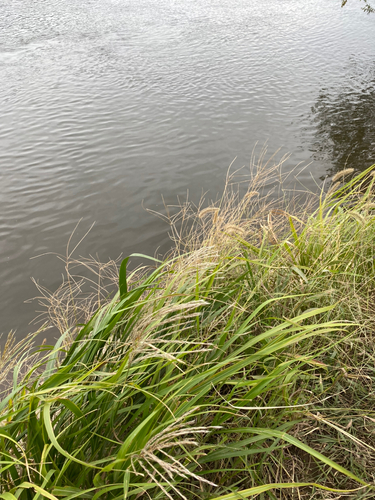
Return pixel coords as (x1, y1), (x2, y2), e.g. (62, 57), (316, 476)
(1, 0), (374, 340)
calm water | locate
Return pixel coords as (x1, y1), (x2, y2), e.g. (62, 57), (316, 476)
(1, 0), (374, 341)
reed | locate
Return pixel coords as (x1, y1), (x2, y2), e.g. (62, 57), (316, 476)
(1, 160), (375, 499)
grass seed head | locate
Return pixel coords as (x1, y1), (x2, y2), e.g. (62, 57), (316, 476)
(331, 168), (355, 183)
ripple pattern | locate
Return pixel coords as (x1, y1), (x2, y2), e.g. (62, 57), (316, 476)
(1, 0), (374, 339)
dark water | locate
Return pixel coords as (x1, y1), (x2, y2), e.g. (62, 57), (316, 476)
(1, 0), (374, 341)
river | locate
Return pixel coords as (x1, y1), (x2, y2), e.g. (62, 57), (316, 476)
(1, 0), (374, 341)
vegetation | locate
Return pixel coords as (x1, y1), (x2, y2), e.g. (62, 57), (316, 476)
(1, 158), (375, 499)
(341, 0), (374, 14)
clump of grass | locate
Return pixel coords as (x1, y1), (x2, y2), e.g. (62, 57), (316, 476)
(1, 158), (375, 499)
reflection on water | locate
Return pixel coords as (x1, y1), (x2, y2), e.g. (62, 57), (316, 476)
(0, 0), (375, 341)
(309, 62), (375, 176)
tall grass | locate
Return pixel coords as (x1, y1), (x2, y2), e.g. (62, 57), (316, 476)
(1, 159), (375, 499)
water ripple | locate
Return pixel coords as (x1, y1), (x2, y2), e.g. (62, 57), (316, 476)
(1, 0), (374, 340)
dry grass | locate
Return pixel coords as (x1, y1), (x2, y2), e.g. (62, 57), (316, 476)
(1, 153), (375, 499)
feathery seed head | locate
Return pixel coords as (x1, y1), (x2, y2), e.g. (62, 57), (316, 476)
(199, 207), (220, 219)
(244, 191), (260, 199)
(327, 181), (342, 196)
(224, 224), (246, 236)
(331, 168), (354, 183)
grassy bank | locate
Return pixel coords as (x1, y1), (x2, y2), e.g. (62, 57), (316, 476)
(1, 161), (375, 499)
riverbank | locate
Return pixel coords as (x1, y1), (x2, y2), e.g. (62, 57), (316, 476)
(1, 164), (375, 499)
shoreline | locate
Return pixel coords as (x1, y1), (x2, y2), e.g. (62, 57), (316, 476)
(1, 163), (375, 499)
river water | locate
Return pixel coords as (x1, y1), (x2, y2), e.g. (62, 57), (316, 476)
(1, 0), (374, 341)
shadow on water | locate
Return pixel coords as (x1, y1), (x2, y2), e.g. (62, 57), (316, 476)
(309, 62), (375, 178)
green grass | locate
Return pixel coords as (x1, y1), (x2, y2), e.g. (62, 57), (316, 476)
(1, 161), (375, 499)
